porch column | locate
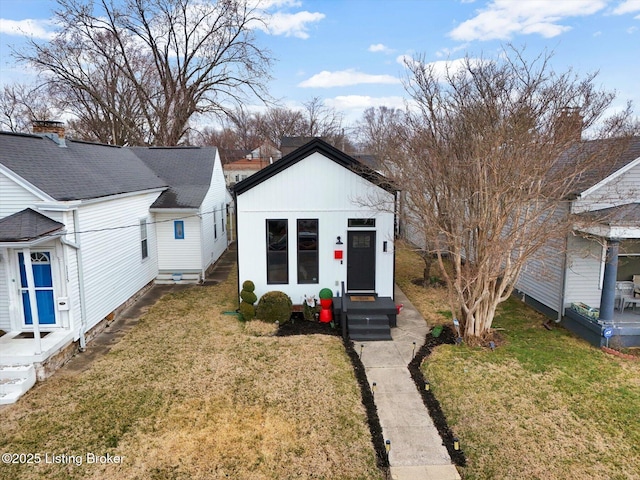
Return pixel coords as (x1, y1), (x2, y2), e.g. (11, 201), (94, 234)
(22, 248), (42, 355)
(599, 238), (620, 324)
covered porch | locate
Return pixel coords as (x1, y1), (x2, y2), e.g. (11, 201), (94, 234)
(0, 209), (77, 403)
(564, 204), (640, 347)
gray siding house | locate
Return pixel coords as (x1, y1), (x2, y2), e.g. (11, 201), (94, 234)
(515, 136), (640, 347)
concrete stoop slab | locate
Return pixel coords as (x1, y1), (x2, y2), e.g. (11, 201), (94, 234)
(390, 464), (462, 480)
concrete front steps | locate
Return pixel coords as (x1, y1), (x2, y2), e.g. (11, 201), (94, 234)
(0, 364), (36, 405)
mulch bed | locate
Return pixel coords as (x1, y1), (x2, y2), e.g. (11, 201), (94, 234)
(408, 325), (467, 467)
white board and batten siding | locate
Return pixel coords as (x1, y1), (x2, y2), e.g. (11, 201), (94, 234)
(237, 151), (395, 303)
(75, 192), (160, 332)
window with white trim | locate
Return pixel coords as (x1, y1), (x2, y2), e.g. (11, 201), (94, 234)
(140, 219), (149, 259)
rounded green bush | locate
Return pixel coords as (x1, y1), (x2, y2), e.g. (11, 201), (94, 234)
(319, 288), (333, 300)
(239, 302), (255, 322)
(256, 291), (293, 324)
(242, 280), (255, 292)
(240, 290), (257, 304)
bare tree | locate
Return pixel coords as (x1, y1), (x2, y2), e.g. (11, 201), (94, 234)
(0, 83), (58, 133)
(255, 106), (307, 148)
(380, 48), (636, 343)
(17, 0), (272, 146)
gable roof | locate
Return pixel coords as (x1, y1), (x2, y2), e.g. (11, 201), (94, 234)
(233, 138), (396, 196)
(0, 132), (167, 201)
(561, 136), (640, 197)
(130, 146), (217, 209)
(0, 208), (64, 242)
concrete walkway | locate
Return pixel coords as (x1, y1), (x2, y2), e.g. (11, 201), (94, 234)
(359, 286), (461, 480)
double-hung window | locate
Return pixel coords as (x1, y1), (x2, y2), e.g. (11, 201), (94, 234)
(140, 219), (149, 259)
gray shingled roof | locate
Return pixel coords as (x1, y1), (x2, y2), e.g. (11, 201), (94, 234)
(130, 146), (217, 209)
(0, 208), (64, 242)
(561, 136), (640, 196)
(0, 132), (167, 201)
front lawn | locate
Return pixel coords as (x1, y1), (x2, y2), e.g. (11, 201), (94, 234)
(0, 268), (381, 480)
(396, 245), (640, 480)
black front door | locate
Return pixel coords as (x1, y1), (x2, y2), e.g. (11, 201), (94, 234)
(347, 231), (376, 291)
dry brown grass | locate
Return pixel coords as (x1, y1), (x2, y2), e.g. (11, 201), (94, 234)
(0, 267), (381, 480)
(397, 244), (640, 480)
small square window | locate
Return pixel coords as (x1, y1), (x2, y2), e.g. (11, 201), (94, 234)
(174, 220), (185, 239)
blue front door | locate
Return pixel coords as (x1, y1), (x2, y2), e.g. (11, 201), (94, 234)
(19, 251), (56, 325)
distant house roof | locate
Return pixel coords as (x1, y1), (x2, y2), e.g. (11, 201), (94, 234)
(130, 146), (217, 209)
(280, 136), (325, 156)
(0, 208), (64, 242)
(234, 137), (396, 196)
(0, 132), (167, 201)
(223, 158), (271, 171)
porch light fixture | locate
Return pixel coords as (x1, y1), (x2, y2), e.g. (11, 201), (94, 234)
(385, 440), (391, 454)
(336, 236), (343, 245)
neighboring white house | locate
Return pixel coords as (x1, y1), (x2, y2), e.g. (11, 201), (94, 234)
(0, 127), (228, 403)
(233, 138), (397, 306)
(514, 136), (640, 347)
(131, 146), (229, 283)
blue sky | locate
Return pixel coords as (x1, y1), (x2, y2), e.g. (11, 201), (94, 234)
(1, 0), (639, 126)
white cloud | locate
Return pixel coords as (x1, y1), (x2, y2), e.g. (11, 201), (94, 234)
(397, 55), (488, 82)
(612, 0), (640, 15)
(368, 43), (394, 54)
(298, 69), (401, 88)
(449, 0), (607, 41)
(258, 10), (325, 39)
(324, 95), (407, 110)
(0, 18), (56, 40)
(628, 25), (639, 33)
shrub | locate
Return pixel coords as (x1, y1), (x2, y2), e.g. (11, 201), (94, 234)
(256, 291), (293, 324)
(319, 288), (333, 300)
(239, 279), (257, 321)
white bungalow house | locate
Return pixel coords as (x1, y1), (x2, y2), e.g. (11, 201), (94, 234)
(233, 138), (398, 341)
(0, 126), (228, 403)
(514, 136), (640, 347)
(131, 146), (229, 283)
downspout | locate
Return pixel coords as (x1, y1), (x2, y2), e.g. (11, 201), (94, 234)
(64, 209), (88, 351)
(557, 233), (570, 323)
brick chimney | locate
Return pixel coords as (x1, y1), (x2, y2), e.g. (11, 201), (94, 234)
(32, 120), (66, 147)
